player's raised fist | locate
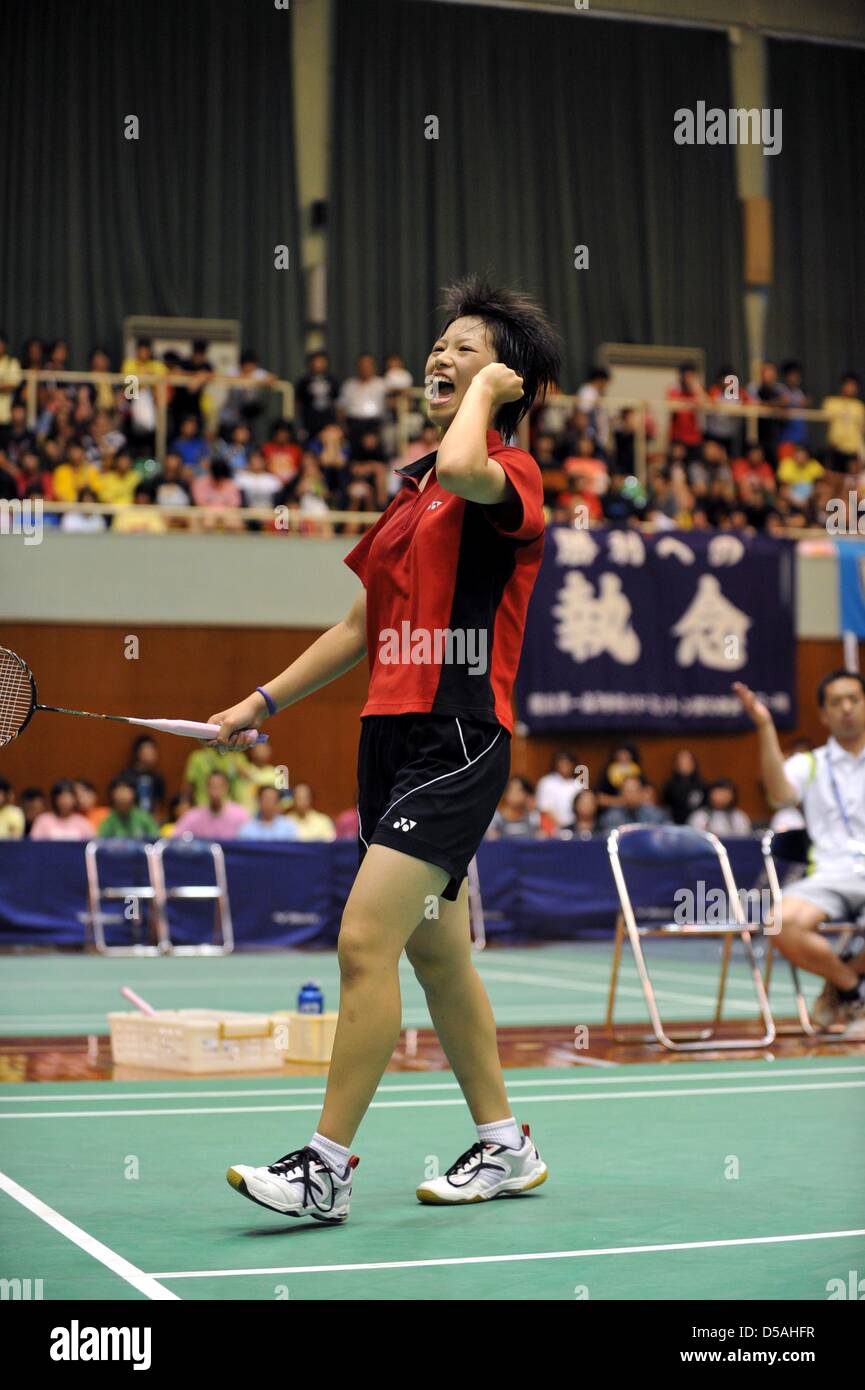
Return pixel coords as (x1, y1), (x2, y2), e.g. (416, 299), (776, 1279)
(473, 362), (524, 407)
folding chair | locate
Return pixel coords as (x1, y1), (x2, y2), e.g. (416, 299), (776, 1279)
(606, 823), (775, 1051)
(84, 838), (168, 956)
(761, 828), (864, 1037)
(151, 837), (234, 955)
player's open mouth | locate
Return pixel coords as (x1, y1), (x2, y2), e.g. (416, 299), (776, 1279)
(430, 375), (456, 403)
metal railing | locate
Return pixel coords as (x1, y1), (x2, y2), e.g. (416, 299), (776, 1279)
(31, 498), (381, 532)
(18, 368), (296, 462)
(394, 387), (848, 487)
(7, 368), (860, 538)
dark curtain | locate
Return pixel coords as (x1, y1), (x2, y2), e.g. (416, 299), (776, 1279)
(766, 39), (865, 401)
(0, 0), (303, 376)
(329, 0), (745, 385)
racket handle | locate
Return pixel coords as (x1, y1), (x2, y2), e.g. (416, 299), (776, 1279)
(136, 719), (268, 745)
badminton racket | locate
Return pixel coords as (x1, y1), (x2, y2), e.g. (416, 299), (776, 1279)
(0, 647), (267, 749)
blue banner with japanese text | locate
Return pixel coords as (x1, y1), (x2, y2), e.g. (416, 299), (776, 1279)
(516, 529), (797, 732)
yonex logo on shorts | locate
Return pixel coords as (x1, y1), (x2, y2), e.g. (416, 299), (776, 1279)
(393, 817), (417, 831)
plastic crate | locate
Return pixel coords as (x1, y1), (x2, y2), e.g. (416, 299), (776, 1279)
(109, 1009), (284, 1074)
(108, 1008), (338, 1073)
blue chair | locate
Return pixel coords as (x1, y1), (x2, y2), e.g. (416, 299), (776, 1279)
(606, 823), (775, 1051)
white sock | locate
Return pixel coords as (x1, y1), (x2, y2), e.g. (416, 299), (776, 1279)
(309, 1131), (352, 1174)
(477, 1117), (523, 1150)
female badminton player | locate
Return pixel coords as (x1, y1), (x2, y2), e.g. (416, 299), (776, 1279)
(215, 275), (562, 1221)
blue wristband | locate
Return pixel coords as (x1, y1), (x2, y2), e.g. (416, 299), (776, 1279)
(255, 686), (276, 717)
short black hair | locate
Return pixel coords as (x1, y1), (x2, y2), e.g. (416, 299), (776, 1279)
(709, 777), (737, 800)
(780, 359), (802, 375)
(841, 371), (861, 387)
(50, 778), (77, 804)
(109, 774), (138, 796)
(438, 274), (562, 441)
(817, 668), (865, 706)
(132, 735), (156, 754)
(506, 775), (535, 795)
(0, 776), (11, 794)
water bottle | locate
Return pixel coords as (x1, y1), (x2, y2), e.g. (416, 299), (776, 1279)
(297, 980), (324, 1014)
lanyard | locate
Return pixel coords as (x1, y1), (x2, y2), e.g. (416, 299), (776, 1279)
(826, 755), (865, 865)
(826, 756), (854, 836)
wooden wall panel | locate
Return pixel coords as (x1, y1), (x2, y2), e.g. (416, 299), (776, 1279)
(0, 624), (848, 821)
(0, 624), (368, 815)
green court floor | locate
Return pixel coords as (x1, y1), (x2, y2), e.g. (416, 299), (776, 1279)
(1, 944), (862, 1301)
(1, 1058), (863, 1300)
(0, 940), (823, 1036)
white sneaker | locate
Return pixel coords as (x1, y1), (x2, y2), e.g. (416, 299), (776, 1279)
(227, 1145), (358, 1223)
(416, 1124), (548, 1204)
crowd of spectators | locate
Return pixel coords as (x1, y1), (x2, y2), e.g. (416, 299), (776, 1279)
(0, 735), (346, 844)
(2, 328), (863, 536)
(0, 736), (807, 848)
(537, 360), (865, 535)
(483, 742), (810, 842)
(0, 333), (418, 534)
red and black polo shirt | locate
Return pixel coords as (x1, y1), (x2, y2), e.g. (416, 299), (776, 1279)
(343, 429), (544, 736)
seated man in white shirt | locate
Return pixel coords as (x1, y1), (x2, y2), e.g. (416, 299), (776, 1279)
(535, 749), (579, 831)
(735, 670), (865, 1034)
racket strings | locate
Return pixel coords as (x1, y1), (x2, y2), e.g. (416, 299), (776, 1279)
(0, 649), (34, 746)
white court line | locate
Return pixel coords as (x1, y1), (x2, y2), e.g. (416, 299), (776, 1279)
(150, 1227), (865, 1280)
(0, 1169), (179, 1300)
(3, 1078), (863, 1120)
(477, 966), (755, 1011)
(4, 1063), (860, 1104)
(0, 1007), (595, 1025)
(502, 956), (804, 992)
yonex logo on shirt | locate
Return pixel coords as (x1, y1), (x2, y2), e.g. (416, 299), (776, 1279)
(393, 817), (417, 832)
(427, 500), (443, 510)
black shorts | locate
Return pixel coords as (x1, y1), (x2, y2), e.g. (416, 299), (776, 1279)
(356, 713), (512, 900)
